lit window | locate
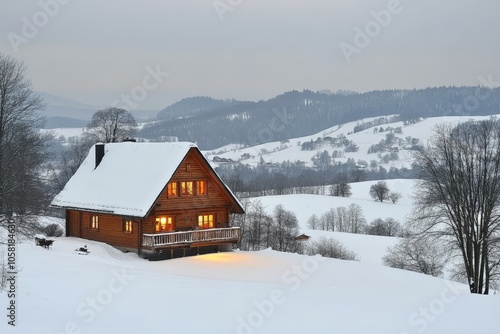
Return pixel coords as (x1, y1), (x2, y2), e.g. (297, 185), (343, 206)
(167, 182), (178, 197)
(181, 181), (193, 196)
(124, 220), (133, 233)
(155, 216), (174, 232)
(91, 215), (99, 230)
(198, 214), (214, 229)
(196, 180), (207, 195)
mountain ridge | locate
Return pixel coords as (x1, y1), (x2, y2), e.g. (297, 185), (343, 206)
(140, 86), (500, 150)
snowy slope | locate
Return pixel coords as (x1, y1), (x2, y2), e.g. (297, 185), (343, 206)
(246, 179), (415, 264)
(204, 114), (500, 169)
(1, 237), (499, 334)
(249, 179), (415, 227)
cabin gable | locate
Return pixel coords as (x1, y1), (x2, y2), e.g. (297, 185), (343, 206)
(144, 148), (235, 233)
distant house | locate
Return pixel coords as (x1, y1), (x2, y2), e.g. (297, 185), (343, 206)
(294, 234), (311, 242)
(51, 142), (245, 259)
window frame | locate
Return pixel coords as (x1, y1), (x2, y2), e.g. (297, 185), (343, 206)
(155, 216), (175, 232)
(123, 219), (133, 233)
(196, 180), (207, 196)
(91, 215), (99, 231)
(181, 181), (194, 196)
(167, 181), (178, 197)
(198, 213), (215, 229)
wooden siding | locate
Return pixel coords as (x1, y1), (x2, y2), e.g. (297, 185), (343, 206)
(154, 151), (233, 211)
(74, 211), (140, 250)
(147, 150), (233, 233)
(66, 210), (81, 237)
(142, 207), (229, 234)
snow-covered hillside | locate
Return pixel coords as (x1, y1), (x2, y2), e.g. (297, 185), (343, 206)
(204, 114), (500, 169)
(44, 114), (500, 170)
(1, 237), (499, 333)
(250, 179), (415, 227)
(246, 179), (414, 264)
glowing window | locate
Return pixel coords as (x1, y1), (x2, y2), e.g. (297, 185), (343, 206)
(196, 180), (207, 195)
(198, 214), (214, 229)
(124, 220), (133, 233)
(167, 182), (178, 197)
(155, 216), (174, 232)
(91, 215), (99, 230)
(181, 181), (193, 196)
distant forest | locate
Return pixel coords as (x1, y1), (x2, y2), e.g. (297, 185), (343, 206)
(140, 87), (500, 150)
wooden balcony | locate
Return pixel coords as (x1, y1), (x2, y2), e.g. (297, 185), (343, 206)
(142, 227), (241, 250)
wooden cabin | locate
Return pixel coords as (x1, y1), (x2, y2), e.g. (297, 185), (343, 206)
(51, 142), (245, 259)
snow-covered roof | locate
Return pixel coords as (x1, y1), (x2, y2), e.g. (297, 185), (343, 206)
(51, 142), (199, 217)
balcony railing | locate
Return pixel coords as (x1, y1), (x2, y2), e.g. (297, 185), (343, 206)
(142, 227), (241, 248)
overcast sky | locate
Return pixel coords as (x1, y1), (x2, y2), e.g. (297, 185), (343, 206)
(1, 0), (499, 110)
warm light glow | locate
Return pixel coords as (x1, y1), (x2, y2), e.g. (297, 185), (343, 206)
(124, 220), (133, 233)
(181, 181), (193, 195)
(198, 214), (214, 229)
(91, 215), (99, 230)
(197, 180), (207, 195)
(156, 216), (173, 232)
(167, 182), (178, 197)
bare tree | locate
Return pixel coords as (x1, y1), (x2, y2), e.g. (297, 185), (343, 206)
(86, 107), (137, 143)
(389, 191), (402, 204)
(307, 214), (320, 230)
(0, 54), (52, 215)
(369, 180), (390, 202)
(384, 218), (401, 237)
(50, 137), (93, 193)
(330, 172), (352, 197)
(322, 208), (337, 231)
(350, 168), (367, 182)
(247, 200), (272, 250)
(272, 205), (300, 252)
(383, 233), (448, 277)
(306, 236), (359, 261)
(336, 206), (347, 232)
(366, 217), (401, 236)
(412, 120), (500, 294)
(311, 150), (331, 171)
(346, 203), (366, 233)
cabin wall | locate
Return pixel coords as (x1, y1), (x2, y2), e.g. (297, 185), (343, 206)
(155, 152), (233, 211)
(69, 211), (140, 251)
(145, 150), (233, 233)
(143, 207), (229, 234)
(66, 210), (81, 237)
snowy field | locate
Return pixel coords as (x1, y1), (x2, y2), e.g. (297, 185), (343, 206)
(245, 179), (416, 264)
(1, 237), (499, 333)
(249, 179), (416, 227)
(5, 117), (500, 333)
(1, 179), (500, 332)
